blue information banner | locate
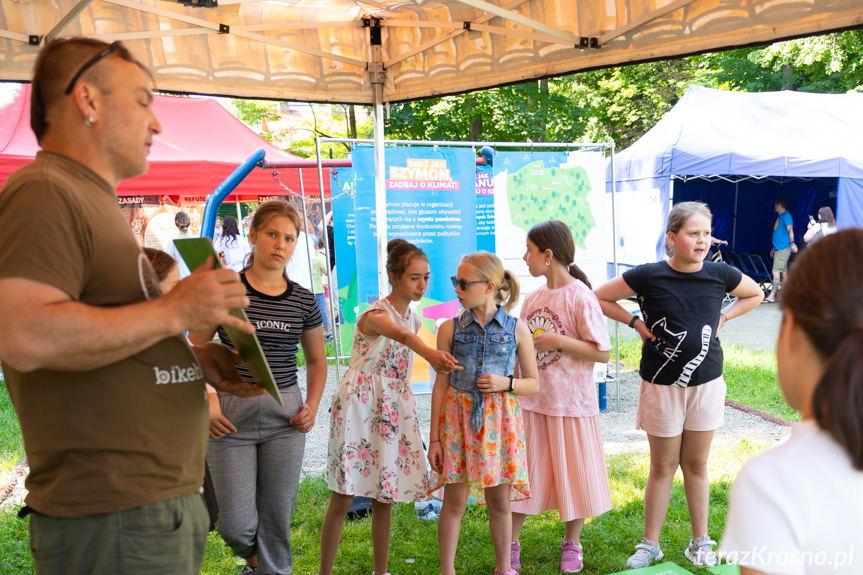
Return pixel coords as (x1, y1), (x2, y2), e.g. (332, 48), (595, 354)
(476, 165), (495, 253)
(352, 145), (477, 389)
(331, 167), (358, 356)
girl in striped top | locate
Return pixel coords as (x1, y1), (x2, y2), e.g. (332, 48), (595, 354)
(190, 199), (328, 575)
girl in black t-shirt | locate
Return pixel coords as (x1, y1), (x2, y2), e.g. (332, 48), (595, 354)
(595, 201), (762, 570)
(190, 200), (327, 575)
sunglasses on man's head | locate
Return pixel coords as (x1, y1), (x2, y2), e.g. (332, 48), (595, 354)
(451, 276), (487, 290)
(64, 41), (139, 95)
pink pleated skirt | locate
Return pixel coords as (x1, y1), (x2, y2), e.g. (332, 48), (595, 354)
(510, 410), (612, 522)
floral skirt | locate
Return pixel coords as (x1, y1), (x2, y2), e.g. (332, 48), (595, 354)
(326, 369), (429, 503)
(429, 386), (530, 504)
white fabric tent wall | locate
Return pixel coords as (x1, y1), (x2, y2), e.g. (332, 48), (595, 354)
(610, 86), (863, 265)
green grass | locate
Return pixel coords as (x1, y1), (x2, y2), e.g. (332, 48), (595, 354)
(197, 439), (763, 575)
(0, 340), (785, 574)
(0, 381), (24, 476)
(296, 340), (350, 368)
(612, 336), (798, 422)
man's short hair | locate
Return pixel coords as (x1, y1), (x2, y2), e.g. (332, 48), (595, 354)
(30, 38), (151, 145)
(31, 38), (111, 144)
(775, 196), (788, 209)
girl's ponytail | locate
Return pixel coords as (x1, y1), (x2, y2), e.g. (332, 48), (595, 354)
(781, 229), (863, 470)
(811, 330), (863, 470)
(567, 262), (591, 289)
(499, 270), (520, 313)
(527, 219), (591, 288)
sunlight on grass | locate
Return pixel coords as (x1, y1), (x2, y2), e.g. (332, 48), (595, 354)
(612, 337), (797, 422)
(0, 350), (783, 574)
(0, 380), (25, 477)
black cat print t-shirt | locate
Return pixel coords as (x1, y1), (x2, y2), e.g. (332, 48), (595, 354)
(622, 261), (742, 387)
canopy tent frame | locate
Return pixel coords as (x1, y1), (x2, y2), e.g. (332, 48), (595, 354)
(0, 0), (858, 104)
(311, 136), (621, 409)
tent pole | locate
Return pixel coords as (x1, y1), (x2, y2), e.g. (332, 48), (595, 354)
(610, 142), (621, 411)
(315, 137), (342, 381)
(371, 46), (388, 300)
(297, 168), (316, 292)
(733, 181), (739, 250)
(235, 200), (243, 236)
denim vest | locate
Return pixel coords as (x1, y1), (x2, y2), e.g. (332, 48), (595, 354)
(449, 305), (518, 433)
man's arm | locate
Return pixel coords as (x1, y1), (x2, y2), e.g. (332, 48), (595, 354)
(786, 215), (798, 252)
(0, 257), (253, 373)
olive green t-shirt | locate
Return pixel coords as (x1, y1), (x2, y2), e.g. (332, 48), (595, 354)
(0, 151), (208, 517)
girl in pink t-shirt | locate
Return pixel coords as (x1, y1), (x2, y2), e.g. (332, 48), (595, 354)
(510, 220), (612, 574)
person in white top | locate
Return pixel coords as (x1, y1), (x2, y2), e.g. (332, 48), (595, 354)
(165, 211), (193, 279)
(719, 228), (863, 575)
(285, 218), (316, 291)
(802, 206), (837, 245)
(213, 216), (250, 272)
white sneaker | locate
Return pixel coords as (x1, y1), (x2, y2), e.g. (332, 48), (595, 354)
(685, 536), (718, 567)
(626, 539), (664, 569)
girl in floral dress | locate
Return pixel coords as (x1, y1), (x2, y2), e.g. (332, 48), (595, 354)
(428, 251), (540, 575)
(319, 239), (461, 575)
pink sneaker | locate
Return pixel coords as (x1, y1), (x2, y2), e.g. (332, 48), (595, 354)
(560, 540), (583, 573)
(493, 570), (519, 575)
(510, 541), (522, 570)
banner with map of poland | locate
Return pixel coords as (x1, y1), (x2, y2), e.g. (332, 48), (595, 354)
(492, 151), (607, 316)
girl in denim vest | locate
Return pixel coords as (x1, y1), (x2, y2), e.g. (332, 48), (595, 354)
(428, 251), (540, 575)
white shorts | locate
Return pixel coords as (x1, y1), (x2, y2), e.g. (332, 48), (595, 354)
(635, 376), (726, 438)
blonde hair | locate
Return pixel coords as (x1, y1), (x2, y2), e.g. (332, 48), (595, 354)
(665, 201), (712, 257)
(460, 251), (520, 312)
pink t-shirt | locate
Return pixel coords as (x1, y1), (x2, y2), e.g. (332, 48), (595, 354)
(519, 279), (611, 418)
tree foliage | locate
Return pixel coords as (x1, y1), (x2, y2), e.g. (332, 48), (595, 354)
(226, 30), (863, 153)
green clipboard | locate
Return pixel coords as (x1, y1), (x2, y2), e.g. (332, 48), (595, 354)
(173, 237), (283, 407)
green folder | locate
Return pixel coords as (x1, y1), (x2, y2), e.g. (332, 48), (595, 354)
(173, 237), (283, 406)
(710, 564), (740, 575)
(607, 562), (695, 575)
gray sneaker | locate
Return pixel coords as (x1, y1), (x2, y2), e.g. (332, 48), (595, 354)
(626, 539), (664, 569)
(685, 536), (718, 567)
(238, 566), (256, 575)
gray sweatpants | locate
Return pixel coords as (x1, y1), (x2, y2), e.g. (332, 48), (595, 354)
(207, 386), (305, 575)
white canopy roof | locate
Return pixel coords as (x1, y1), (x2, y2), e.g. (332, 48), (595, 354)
(0, 0), (859, 102)
(615, 85), (863, 183)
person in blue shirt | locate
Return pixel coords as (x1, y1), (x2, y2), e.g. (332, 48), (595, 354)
(763, 196), (797, 303)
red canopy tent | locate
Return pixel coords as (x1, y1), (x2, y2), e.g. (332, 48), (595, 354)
(0, 85), (330, 200)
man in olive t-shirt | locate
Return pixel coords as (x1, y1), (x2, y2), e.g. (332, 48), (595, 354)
(0, 38), (264, 575)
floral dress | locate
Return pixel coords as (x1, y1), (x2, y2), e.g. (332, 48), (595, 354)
(325, 299), (429, 503)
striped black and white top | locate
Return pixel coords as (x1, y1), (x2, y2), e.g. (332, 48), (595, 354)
(218, 273), (322, 389)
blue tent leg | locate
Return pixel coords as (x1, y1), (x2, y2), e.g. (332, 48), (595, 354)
(201, 148), (267, 239)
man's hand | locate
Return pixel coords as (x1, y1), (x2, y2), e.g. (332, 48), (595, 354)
(166, 256), (254, 334)
(289, 401), (319, 433)
(193, 342), (264, 398)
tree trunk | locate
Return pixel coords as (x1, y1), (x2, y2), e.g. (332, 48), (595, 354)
(467, 96), (482, 141)
(348, 105), (358, 139)
(782, 64), (795, 91)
